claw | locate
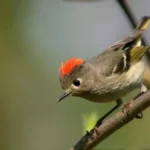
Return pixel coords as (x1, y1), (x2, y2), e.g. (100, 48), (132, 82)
(122, 102), (143, 119)
(94, 127), (99, 135)
(135, 112), (143, 119)
(122, 101), (132, 115)
(86, 130), (90, 136)
(86, 129), (94, 140)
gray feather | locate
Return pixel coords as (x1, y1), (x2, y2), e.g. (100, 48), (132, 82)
(88, 49), (124, 76)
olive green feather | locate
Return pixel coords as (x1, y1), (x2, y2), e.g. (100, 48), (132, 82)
(128, 46), (150, 64)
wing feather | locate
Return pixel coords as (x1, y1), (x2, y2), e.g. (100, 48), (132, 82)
(90, 16), (150, 76)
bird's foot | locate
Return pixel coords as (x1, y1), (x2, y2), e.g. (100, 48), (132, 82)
(135, 112), (143, 119)
(122, 101), (132, 115)
(86, 126), (100, 140)
(94, 126), (99, 135)
(122, 101), (143, 119)
(86, 130), (94, 140)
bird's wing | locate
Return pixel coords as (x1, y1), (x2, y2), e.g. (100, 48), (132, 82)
(90, 16), (150, 76)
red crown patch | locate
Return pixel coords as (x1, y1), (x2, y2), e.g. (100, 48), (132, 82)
(59, 57), (84, 78)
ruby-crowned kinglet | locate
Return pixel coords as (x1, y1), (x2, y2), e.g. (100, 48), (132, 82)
(58, 16), (150, 123)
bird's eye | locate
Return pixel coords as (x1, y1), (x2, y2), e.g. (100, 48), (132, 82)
(73, 79), (80, 86)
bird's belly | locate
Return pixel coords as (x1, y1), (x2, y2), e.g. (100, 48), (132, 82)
(81, 86), (136, 103)
(84, 94), (117, 103)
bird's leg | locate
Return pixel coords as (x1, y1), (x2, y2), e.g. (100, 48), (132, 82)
(133, 84), (147, 100)
(122, 84), (147, 118)
(134, 84), (147, 119)
(95, 99), (122, 127)
(86, 99), (122, 138)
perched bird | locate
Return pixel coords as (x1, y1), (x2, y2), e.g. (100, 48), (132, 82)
(58, 16), (150, 124)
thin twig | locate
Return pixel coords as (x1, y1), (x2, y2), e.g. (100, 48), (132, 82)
(70, 91), (150, 150)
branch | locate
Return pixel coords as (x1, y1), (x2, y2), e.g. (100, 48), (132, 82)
(70, 91), (150, 150)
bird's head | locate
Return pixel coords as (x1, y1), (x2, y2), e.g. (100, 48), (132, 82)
(58, 57), (94, 102)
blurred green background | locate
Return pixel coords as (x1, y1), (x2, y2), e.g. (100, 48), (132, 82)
(1, 0), (150, 150)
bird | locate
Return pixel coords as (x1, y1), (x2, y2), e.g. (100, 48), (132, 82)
(57, 16), (150, 125)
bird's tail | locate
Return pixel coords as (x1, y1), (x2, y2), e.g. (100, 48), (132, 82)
(127, 16), (150, 63)
(133, 16), (150, 36)
(130, 16), (150, 47)
(134, 16), (150, 32)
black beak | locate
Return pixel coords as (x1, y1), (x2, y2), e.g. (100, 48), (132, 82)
(57, 91), (71, 102)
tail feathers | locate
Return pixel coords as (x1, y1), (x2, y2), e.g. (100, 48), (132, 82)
(110, 16), (150, 50)
(134, 16), (150, 34)
(126, 16), (150, 48)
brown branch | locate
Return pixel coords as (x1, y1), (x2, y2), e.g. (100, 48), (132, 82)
(70, 91), (150, 150)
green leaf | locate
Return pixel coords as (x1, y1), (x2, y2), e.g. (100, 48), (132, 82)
(82, 112), (99, 133)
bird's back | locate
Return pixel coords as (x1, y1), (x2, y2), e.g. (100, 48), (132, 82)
(88, 49), (123, 76)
